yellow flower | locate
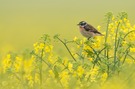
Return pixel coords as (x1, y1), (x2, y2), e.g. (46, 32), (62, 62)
(49, 70), (55, 78)
(7, 54), (11, 59)
(77, 45), (80, 49)
(80, 40), (83, 45)
(101, 72), (108, 82)
(23, 56), (35, 73)
(108, 23), (114, 29)
(83, 38), (87, 42)
(123, 28), (128, 33)
(45, 45), (53, 53)
(124, 18), (127, 22)
(33, 42), (39, 54)
(13, 56), (22, 72)
(83, 44), (92, 51)
(63, 58), (68, 65)
(126, 58), (134, 64)
(97, 25), (101, 30)
(39, 43), (45, 49)
(89, 66), (99, 82)
(68, 62), (73, 72)
(112, 16), (115, 21)
(133, 25), (135, 30)
(59, 71), (69, 87)
(81, 51), (88, 57)
(33, 42), (38, 47)
(35, 73), (40, 84)
(126, 22), (131, 28)
(2, 54), (12, 73)
(115, 21), (118, 25)
(73, 36), (78, 42)
(34, 42), (53, 54)
(47, 53), (56, 64)
(77, 66), (84, 77)
(121, 40), (127, 46)
(74, 53), (79, 59)
(130, 47), (135, 52)
(72, 71), (77, 77)
(25, 74), (34, 87)
(92, 42), (99, 48)
(88, 58), (93, 61)
(118, 20), (122, 23)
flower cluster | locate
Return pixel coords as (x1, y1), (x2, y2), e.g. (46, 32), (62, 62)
(0, 12), (135, 89)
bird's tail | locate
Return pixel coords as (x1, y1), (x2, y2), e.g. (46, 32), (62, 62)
(96, 33), (104, 36)
(100, 33), (104, 36)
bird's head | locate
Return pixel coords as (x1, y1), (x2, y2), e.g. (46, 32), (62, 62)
(77, 21), (87, 27)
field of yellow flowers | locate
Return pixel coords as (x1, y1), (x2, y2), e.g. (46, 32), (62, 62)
(0, 12), (135, 89)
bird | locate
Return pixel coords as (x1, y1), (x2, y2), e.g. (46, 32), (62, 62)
(77, 21), (104, 40)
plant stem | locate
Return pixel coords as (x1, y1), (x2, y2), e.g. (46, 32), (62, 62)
(92, 46), (106, 68)
(39, 48), (44, 89)
(128, 54), (135, 60)
(123, 30), (135, 39)
(33, 52), (52, 69)
(114, 22), (120, 65)
(56, 37), (77, 62)
(122, 50), (129, 65)
(104, 18), (110, 57)
(121, 45), (131, 65)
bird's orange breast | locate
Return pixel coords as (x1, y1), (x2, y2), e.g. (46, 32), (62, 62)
(79, 26), (84, 31)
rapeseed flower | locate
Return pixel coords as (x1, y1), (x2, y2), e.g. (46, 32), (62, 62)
(68, 62), (73, 72)
(101, 72), (108, 83)
(77, 66), (84, 77)
(59, 71), (69, 87)
(13, 56), (22, 72)
(2, 54), (12, 73)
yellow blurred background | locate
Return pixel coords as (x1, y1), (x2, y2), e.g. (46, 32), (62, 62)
(0, 0), (135, 54)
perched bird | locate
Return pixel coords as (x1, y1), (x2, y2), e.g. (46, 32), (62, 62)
(77, 21), (103, 40)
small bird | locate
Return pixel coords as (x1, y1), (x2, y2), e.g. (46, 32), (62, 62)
(77, 21), (103, 40)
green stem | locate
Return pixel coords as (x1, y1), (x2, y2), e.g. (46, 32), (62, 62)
(128, 54), (135, 60)
(107, 64), (110, 76)
(123, 30), (135, 39)
(122, 49), (129, 65)
(120, 46), (131, 64)
(39, 48), (44, 89)
(119, 30), (135, 47)
(56, 37), (77, 62)
(92, 47), (106, 68)
(33, 52), (52, 69)
(114, 22), (120, 65)
(104, 19), (110, 57)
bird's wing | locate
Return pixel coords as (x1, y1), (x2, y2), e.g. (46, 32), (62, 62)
(84, 24), (102, 35)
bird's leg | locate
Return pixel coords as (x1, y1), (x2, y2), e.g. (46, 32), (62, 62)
(87, 37), (91, 40)
(88, 37), (94, 42)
